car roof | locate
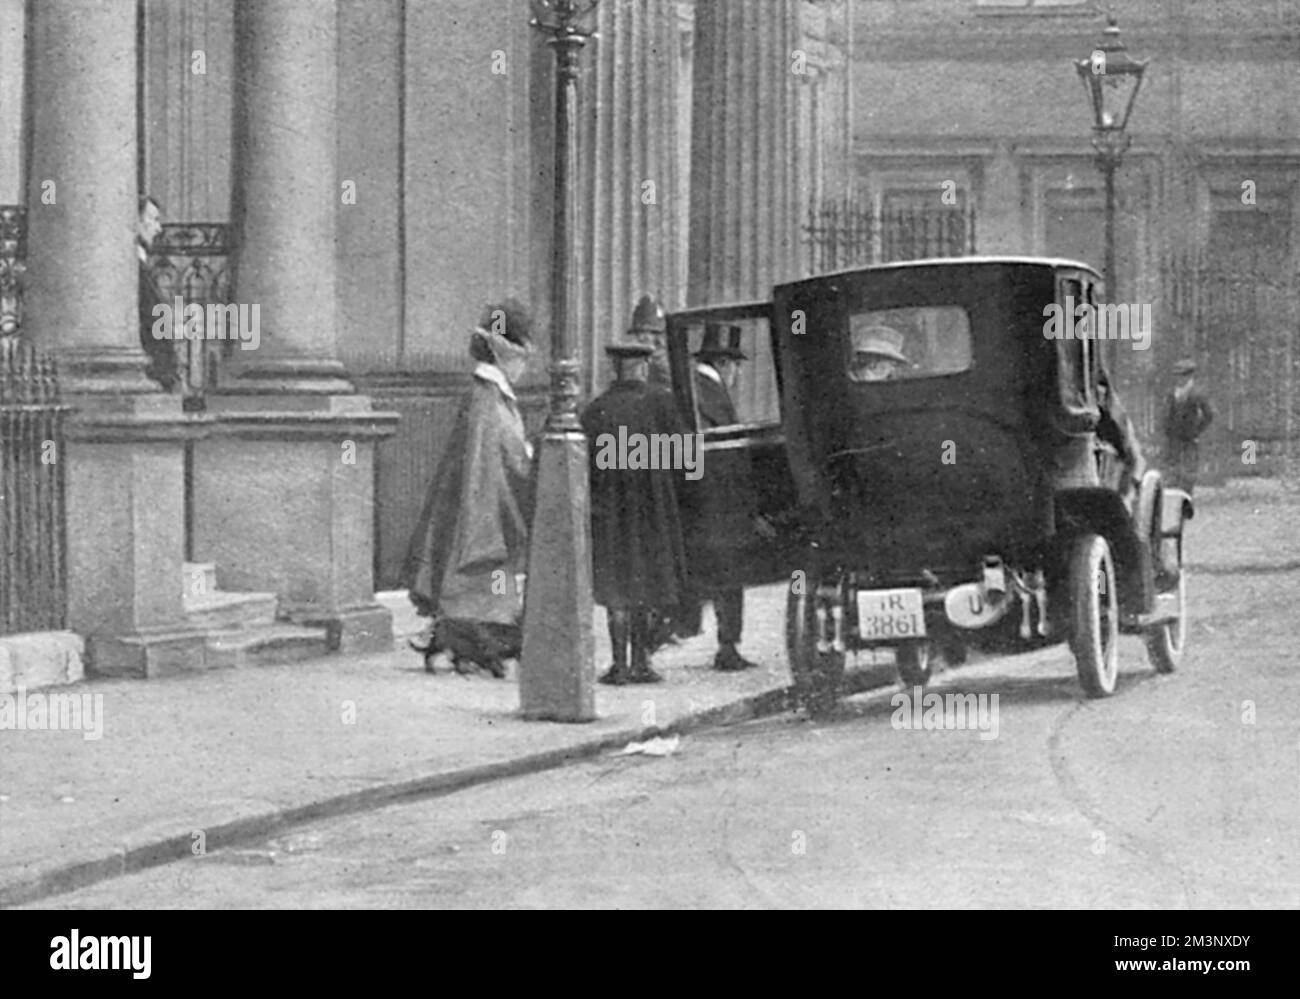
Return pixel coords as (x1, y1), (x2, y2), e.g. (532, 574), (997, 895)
(777, 255), (1101, 291)
(665, 257), (1103, 322)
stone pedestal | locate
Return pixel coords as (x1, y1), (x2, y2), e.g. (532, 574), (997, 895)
(189, 0), (397, 651)
(62, 395), (207, 677)
(192, 396), (399, 653)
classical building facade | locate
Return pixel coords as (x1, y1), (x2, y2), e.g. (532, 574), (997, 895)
(0, 0), (852, 668)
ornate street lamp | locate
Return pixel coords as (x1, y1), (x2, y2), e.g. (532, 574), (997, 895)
(519, 0), (601, 721)
(1075, 13), (1148, 340)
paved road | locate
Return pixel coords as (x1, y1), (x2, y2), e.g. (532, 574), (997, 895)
(34, 535), (1300, 908)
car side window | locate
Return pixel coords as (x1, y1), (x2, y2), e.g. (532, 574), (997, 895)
(846, 306), (971, 383)
(1058, 278), (1090, 408)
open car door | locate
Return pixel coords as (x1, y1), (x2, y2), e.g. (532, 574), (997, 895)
(664, 302), (800, 590)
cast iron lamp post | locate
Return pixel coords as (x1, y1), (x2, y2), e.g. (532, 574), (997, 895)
(1075, 13), (1148, 367)
(520, 0), (600, 721)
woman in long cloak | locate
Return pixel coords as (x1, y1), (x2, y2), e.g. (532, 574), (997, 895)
(403, 301), (535, 676)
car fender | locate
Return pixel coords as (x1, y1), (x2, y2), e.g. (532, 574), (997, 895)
(1054, 487), (1148, 617)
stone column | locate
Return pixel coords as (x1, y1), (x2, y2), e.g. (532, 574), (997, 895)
(687, 0), (805, 305)
(23, 0), (204, 676)
(222, 0), (349, 394)
(195, 0), (397, 652)
(574, 0), (682, 390)
(0, 0), (23, 204)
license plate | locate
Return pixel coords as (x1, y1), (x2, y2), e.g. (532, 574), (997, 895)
(856, 588), (926, 641)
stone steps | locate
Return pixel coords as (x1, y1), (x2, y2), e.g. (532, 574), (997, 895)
(204, 623), (331, 669)
(184, 589), (279, 631)
(181, 562), (329, 668)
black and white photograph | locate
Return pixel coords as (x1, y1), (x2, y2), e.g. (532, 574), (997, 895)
(0, 0), (1296, 936)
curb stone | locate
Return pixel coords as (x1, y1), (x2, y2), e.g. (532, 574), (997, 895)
(1, 666), (891, 908)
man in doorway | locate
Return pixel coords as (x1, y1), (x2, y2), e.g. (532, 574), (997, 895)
(137, 195), (179, 392)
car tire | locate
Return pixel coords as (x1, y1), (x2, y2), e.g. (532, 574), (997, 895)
(786, 568), (845, 718)
(1069, 533), (1119, 697)
(896, 639), (934, 687)
(1145, 565), (1186, 674)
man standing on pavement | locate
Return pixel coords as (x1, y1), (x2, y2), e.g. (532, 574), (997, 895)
(689, 323), (762, 672)
(581, 341), (693, 685)
(626, 294), (700, 647)
(1162, 358), (1214, 494)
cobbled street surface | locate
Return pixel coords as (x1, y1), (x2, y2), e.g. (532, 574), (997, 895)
(31, 481), (1300, 909)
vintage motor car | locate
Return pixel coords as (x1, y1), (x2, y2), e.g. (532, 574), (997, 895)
(665, 257), (1192, 714)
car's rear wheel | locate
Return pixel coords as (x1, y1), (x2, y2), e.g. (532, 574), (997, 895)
(1069, 533), (1119, 697)
(896, 639), (934, 687)
(786, 567), (846, 717)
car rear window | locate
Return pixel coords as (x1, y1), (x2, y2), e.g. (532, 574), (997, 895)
(847, 306), (972, 383)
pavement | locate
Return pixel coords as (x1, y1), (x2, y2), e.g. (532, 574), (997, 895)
(0, 580), (903, 908)
(0, 476), (1292, 908)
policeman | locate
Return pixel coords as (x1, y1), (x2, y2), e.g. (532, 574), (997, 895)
(627, 294), (672, 388)
(581, 341), (693, 684)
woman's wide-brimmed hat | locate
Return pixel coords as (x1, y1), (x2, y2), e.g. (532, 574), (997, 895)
(477, 298), (534, 348)
(851, 325), (909, 364)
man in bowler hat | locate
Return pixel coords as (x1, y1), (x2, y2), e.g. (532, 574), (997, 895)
(581, 341), (693, 684)
(1162, 358), (1214, 494)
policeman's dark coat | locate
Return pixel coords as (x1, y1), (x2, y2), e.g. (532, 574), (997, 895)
(581, 380), (691, 609)
(403, 367), (534, 624)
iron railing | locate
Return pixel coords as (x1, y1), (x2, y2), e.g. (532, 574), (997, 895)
(804, 197), (977, 274)
(0, 336), (69, 633)
(149, 222), (232, 409)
